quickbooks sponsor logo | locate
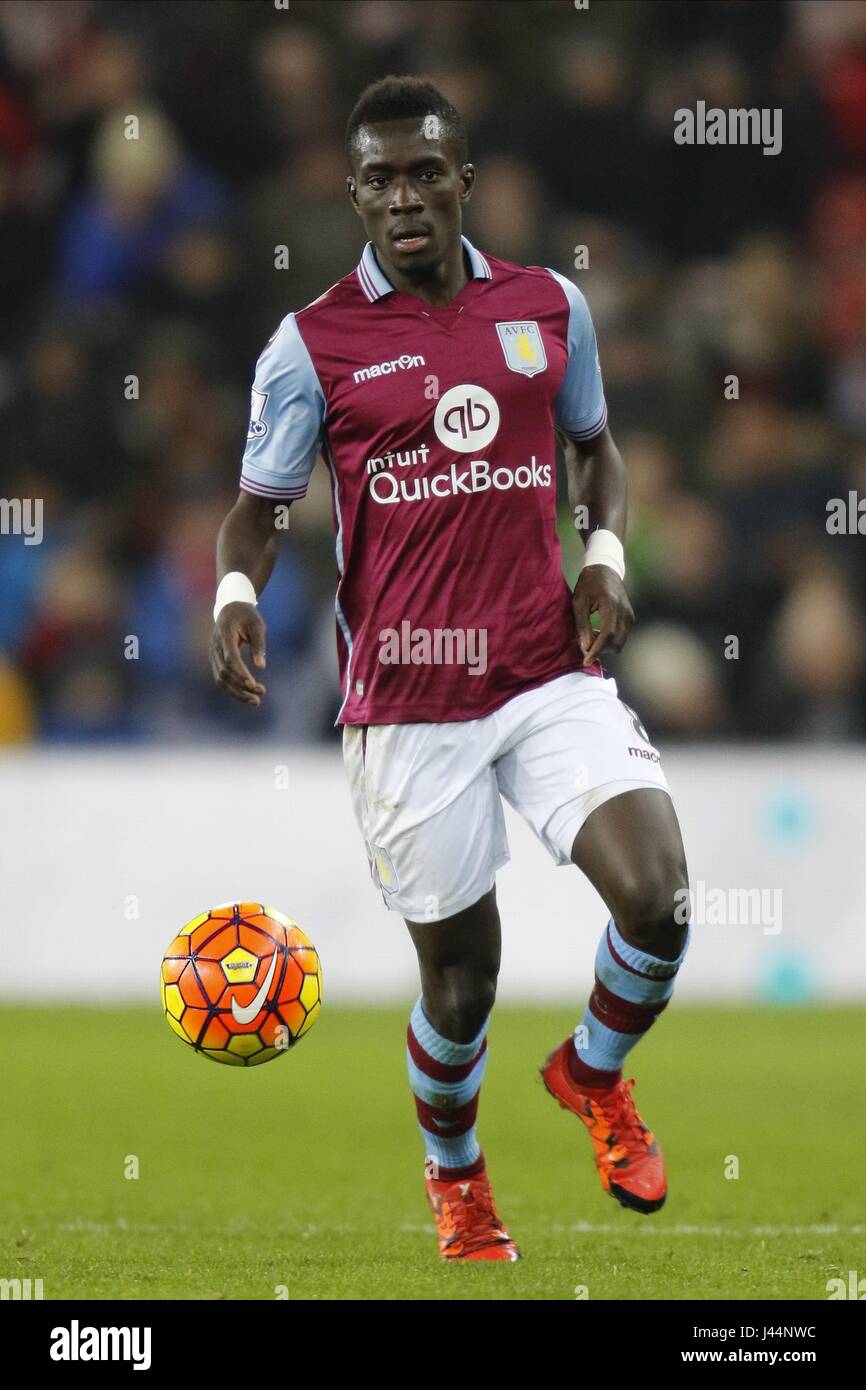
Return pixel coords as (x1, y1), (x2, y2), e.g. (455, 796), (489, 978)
(433, 385), (499, 452)
(353, 353), (425, 383)
(50, 1321), (152, 1371)
(366, 443), (430, 474)
(369, 456), (552, 505)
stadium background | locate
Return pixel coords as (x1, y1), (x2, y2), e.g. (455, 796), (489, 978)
(1, 0), (865, 1007)
(2, 0), (866, 1306)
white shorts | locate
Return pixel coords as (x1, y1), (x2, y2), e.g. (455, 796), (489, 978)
(342, 671), (671, 921)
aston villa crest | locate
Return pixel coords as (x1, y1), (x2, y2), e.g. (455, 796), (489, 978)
(495, 320), (547, 377)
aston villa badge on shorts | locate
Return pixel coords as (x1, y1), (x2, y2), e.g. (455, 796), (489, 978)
(371, 844), (399, 895)
(495, 320), (547, 377)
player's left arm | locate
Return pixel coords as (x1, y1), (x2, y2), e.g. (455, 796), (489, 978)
(547, 266), (634, 667)
(560, 424), (634, 667)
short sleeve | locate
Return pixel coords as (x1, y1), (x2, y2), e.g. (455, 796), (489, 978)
(545, 269), (608, 442)
(239, 313), (325, 500)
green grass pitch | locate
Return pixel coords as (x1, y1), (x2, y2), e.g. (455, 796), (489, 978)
(1, 1004), (863, 1300)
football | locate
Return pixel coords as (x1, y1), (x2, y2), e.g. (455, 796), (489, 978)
(160, 902), (321, 1065)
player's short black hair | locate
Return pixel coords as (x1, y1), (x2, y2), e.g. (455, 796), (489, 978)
(345, 75), (468, 172)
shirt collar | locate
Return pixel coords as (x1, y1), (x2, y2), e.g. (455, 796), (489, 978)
(356, 233), (492, 302)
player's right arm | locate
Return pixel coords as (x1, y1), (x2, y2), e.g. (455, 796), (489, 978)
(210, 311), (326, 707)
(210, 493), (291, 706)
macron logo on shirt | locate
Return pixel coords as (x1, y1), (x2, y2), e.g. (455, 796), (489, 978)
(353, 353), (425, 384)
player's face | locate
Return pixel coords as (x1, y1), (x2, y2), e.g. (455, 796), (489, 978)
(347, 118), (474, 277)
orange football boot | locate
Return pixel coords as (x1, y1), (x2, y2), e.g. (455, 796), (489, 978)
(425, 1169), (521, 1261)
(541, 1039), (666, 1213)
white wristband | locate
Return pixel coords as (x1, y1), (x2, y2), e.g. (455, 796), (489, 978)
(213, 571), (258, 622)
(580, 528), (625, 582)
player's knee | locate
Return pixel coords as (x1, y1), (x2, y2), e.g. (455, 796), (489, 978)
(610, 853), (689, 949)
(425, 973), (496, 1043)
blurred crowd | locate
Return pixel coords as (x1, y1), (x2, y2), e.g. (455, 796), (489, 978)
(0, 0), (864, 745)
